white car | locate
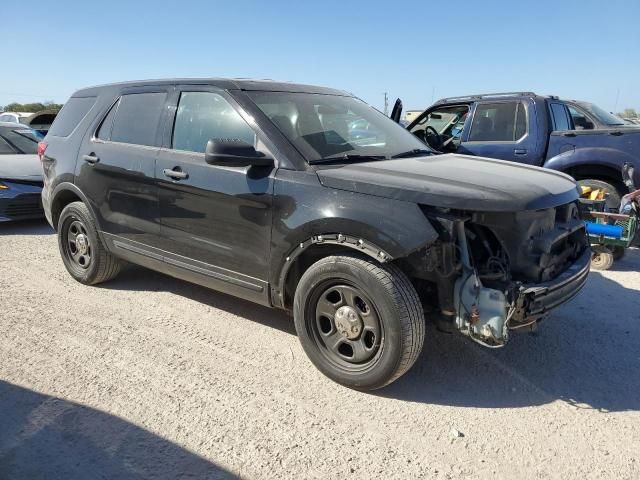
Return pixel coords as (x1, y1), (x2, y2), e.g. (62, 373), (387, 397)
(0, 112), (33, 125)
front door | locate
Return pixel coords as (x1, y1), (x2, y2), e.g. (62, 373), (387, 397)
(155, 87), (275, 302)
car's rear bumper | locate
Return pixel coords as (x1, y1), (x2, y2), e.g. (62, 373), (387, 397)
(0, 181), (44, 222)
(512, 247), (591, 325)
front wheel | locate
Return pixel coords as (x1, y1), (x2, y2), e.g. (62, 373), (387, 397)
(293, 255), (425, 390)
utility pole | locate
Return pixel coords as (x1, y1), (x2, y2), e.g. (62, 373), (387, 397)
(383, 92), (389, 116)
(614, 87), (620, 114)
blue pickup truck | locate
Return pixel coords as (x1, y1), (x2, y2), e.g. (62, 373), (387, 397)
(396, 92), (640, 208)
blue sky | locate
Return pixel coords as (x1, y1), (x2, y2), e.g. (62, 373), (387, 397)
(3, 0), (639, 113)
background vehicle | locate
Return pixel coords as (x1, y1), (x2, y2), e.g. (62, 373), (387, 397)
(0, 110), (58, 135)
(0, 112), (32, 125)
(399, 92), (640, 209)
(41, 79), (589, 390)
(0, 122), (44, 221)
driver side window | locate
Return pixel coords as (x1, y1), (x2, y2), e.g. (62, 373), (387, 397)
(567, 106), (595, 130)
(172, 92), (256, 153)
(409, 105), (469, 151)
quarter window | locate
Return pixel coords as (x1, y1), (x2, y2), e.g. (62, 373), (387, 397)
(172, 92), (256, 153)
(110, 92), (166, 147)
(469, 102), (527, 142)
(48, 96), (96, 137)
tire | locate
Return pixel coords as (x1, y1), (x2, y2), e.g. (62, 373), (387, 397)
(293, 254), (425, 390)
(590, 246), (615, 271)
(611, 245), (626, 261)
(57, 201), (123, 285)
(577, 179), (624, 211)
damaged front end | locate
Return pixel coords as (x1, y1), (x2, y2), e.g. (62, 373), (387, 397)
(404, 202), (590, 348)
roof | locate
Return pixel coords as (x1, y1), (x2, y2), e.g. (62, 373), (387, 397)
(73, 78), (351, 97)
(434, 92), (559, 104)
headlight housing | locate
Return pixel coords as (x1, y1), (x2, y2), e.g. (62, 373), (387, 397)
(0, 181), (9, 190)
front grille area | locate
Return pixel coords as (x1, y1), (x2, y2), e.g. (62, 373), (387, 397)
(471, 202), (589, 283)
(1, 194), (43, 219)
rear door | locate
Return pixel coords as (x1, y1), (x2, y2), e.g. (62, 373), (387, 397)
(458, 100), (538, 164)
(154, 86), (275, 303)
(76, 87), (169, 246)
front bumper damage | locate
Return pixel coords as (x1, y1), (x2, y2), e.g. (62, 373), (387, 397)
(512, 247), (590, 325)
(453, 221), (590, 348)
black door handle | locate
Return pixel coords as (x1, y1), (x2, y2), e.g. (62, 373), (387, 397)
(514, 148), (528, 155)
(563, 132), (577, 137)
(609, 130), (624, 136)
(163, 168), (188, 180)
(83, 154), (100, 164)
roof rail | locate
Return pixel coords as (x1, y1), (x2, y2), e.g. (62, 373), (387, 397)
(435, 92), (538, 103)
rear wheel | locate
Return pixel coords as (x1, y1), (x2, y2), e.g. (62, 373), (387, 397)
(577, 179), (624, 211)
(293, 254), (425, 390)
(58, 201), (123, 285)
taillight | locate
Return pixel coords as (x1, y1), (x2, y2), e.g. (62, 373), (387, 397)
(37, 141), (48, 161)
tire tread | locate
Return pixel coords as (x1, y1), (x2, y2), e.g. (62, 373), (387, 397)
(296, 254), (425, 389)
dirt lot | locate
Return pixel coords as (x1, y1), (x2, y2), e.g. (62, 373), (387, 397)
(1, 220), (639, 479)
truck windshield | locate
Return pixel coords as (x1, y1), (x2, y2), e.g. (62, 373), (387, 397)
(577, 102), (626, 126)
(247, 91), (432, 163)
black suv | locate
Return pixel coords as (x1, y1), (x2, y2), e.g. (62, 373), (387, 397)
(41, 79), (590, 390)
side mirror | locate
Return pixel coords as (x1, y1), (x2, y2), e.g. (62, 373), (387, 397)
(205, 139), (273, 167)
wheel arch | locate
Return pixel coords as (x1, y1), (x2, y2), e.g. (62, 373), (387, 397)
(545, 147), (633, 191)
(275, 233), (423, 310)
(50, 183), (100, 232)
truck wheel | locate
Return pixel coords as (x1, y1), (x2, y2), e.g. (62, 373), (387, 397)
(293, 254), (425, 390)
(590, 246), (614, 271)
(58, 201), (123, 285)
(577, 179), (623, 210)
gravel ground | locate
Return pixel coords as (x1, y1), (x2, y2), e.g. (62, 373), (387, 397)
(1, 220), (639, 480)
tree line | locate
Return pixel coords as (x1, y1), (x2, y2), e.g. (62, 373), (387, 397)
(0, 101), (64, 113)
(617, 108), (638, 118)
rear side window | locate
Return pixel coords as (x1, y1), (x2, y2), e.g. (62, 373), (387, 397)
(550, 103), (570, 131)
(110, 93), (166, 147)
(469, 102), (527, 142)
(48, 96), (96, 137)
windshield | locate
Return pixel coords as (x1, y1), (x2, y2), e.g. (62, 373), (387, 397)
(577, 102), (626, 126)
(247, 91), (432, 162)
(0, 127), (43, 154)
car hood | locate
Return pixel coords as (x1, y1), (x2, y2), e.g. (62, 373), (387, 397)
(0, 154), (43, 182)
(316, 154), (579, 212)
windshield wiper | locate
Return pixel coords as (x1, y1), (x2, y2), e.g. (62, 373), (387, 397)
(309, 154), (387, 165)
(391, 148), (433, 159)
